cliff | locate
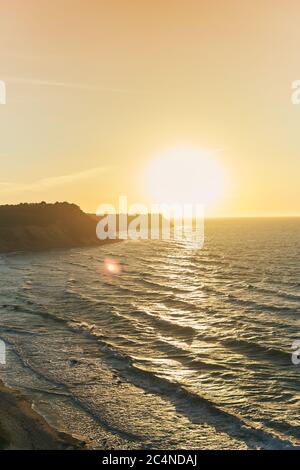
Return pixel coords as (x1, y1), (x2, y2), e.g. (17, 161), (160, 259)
(0, 202), (102, 253)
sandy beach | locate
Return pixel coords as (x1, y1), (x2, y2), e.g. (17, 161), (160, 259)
(0, 381), (85, 450)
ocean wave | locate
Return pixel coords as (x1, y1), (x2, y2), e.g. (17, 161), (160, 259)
(245, 283), (300, 302)
(221, 338), (292, 364)
(45, 319), (297, 448)
(113, 361), (297, 449)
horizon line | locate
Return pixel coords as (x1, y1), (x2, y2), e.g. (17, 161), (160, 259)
(1, 201), (299, 219)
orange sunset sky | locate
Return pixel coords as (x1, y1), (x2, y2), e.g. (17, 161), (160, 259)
(0, 0), (300, 216)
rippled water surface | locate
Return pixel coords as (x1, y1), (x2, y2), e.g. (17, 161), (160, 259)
(0, 219), (299, 449)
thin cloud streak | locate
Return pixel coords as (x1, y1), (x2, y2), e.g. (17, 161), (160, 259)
(5, 76), (144, 94)
(0, 166), (111, 194)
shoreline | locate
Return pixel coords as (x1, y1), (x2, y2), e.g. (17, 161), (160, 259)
(0, 237), (121, 255)
(0, 380), (86, 450)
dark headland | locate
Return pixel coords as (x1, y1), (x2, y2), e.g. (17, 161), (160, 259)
(0, 203), (170, 253)
(0, 202), (103, 253)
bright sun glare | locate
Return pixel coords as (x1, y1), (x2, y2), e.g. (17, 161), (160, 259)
(146, 148), (226, 207)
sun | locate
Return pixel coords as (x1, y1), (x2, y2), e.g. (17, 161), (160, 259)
(146, 147), (226, 207)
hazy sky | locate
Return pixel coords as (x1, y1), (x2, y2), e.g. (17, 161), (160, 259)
(0, 0), (300, 216)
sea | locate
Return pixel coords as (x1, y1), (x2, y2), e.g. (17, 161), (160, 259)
(0, 218), (299, 449)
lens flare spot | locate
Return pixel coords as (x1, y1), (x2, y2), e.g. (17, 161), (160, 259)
(103, 257), (121, 275)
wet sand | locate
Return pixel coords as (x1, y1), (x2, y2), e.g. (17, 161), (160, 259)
(0, 381), (86, 450)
